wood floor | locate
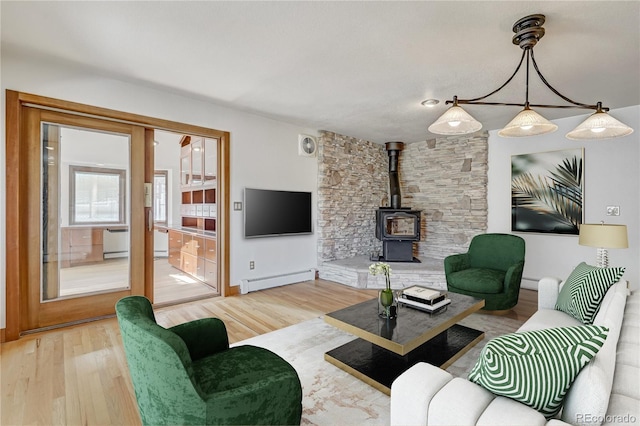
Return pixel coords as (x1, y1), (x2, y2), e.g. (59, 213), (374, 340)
(0, 280), (537, 425)
(153, 258), (218, 305)
(55, 257), (217, 305)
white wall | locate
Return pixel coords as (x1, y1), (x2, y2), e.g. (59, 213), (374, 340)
(0, 51), (319, 328)
(488, 105), (639, 290)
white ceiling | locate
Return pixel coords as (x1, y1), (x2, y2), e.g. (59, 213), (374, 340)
(2, 1), (639, 143)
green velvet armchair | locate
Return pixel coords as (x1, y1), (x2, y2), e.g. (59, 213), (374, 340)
(115, 296), (302, 426)
(444, 233), (525, 311)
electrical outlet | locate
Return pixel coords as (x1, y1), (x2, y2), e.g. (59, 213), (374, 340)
(249, 261), (255, 270)
(606, 206), (620, 216)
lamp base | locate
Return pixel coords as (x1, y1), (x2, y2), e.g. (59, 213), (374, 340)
(596, 248), (609, 268)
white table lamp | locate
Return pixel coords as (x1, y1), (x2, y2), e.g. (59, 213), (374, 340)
(578, 223), (628, 267)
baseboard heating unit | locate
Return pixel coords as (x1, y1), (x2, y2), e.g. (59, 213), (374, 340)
(240, 269), (316, 294)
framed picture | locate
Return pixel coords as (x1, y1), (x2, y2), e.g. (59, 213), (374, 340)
(511, 148), (583, 235)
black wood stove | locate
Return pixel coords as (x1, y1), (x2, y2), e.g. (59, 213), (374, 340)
(375, 142), (421, 262)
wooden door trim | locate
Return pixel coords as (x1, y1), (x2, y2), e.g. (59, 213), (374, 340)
(16, 91), (229, 139)
(5, 90), (23, 342)
(4, 90), (233, 341)
(144, 129), (155, 302)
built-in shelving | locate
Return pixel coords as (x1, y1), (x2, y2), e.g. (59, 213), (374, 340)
(180, 136), (218, 232)
(168, 134), (219, 291)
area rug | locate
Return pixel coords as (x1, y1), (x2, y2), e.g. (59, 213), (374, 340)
(232, 313), (525, 425)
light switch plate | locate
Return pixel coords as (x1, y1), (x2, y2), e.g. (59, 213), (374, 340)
(606, 206), (620, 216)
(234, 202), (242, 211)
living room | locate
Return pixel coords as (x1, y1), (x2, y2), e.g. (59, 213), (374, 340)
(1, 1), (639, 425)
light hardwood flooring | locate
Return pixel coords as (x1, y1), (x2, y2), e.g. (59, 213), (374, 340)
(56, 257), (217, 304)
(153, 258), (218, 305)
(1, 280), (536, 425)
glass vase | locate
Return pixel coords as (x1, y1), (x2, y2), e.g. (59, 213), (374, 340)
(378, 289), (398, 319)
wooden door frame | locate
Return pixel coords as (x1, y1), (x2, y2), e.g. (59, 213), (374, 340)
(4, 90), (234, 342)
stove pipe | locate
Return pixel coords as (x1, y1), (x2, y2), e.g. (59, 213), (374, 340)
(385, 141), (404, 209)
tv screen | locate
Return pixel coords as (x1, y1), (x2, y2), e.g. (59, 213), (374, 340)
(244, 188), (313, 238)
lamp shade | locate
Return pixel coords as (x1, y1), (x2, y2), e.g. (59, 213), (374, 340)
(578, 223), (628, 249)
(428, 105), (482, 135)
(566, 111), (634, 140)
(498, 107), (558, 137)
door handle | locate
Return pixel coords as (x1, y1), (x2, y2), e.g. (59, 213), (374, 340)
(148, 209), (153, 232)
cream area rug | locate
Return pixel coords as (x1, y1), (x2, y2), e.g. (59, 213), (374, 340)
(232, 313), (525, 426)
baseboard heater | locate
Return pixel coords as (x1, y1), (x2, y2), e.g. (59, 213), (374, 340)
(103, 251), (128, 259)
(240, 269), (316, 294)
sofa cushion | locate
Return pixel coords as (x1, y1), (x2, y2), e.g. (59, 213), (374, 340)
(448, 268), (505, 293)
(517, 309), (582, 333)
(469, 325), (609, 419)
(555, 262), (625, 324)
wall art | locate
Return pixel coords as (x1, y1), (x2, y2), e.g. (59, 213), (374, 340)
(511, 148), (583, 234)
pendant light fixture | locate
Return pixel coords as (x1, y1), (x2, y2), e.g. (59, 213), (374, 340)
(428, 14), (634, 139)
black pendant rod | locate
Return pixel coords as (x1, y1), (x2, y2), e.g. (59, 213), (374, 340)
(444, 14), (607, 112)
(529, 49), (599, 110)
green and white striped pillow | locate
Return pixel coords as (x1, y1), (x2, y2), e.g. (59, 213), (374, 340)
(468, 325), (609, 419)
(555, 262), (625, 324)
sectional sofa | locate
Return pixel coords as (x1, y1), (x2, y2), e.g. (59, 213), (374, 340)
(390, 277), (639, 426)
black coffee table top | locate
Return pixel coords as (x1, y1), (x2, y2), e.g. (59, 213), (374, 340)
(324, 291), (484, 355)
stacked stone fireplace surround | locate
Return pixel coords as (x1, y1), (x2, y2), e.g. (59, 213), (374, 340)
(317, 130), (488, 290)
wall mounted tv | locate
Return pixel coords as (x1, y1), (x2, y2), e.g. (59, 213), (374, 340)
(243, 188), (313, 238)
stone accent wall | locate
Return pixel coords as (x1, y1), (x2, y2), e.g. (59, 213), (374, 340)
(401, 132), (489, 259)
(317, 131), (387, 263)
(317, 130), (489, 265)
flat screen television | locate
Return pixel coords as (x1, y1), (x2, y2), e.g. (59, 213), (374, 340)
(244, 188), (313, 238)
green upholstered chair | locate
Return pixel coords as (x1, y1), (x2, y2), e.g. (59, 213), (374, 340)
(444, 233), (526, 311)
(115, 296), (302, 426)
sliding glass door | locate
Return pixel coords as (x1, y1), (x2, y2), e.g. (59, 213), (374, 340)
(22, 108), (148, 330)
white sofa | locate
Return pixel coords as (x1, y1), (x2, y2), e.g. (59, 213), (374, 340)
(390, 278), (639, 426)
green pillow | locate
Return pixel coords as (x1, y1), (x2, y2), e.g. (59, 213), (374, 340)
(555, 262), (625, 324)
(468, 325), (609, 419)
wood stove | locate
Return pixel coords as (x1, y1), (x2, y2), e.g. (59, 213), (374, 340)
(375, 142), (421, 262)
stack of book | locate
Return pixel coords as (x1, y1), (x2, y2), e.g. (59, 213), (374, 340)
(398, 285), (451, 314)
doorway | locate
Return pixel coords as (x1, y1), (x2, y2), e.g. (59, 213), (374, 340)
(152, 129), (219, 305)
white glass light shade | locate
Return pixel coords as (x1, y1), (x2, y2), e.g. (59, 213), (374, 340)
(498, 107), (558, 137)
(579, 223), (629, 249)
(428, 106), (482, 135)
(566, 111), (634, 140)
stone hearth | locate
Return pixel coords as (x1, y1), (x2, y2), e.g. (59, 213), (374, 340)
(319, 256), (446, 291)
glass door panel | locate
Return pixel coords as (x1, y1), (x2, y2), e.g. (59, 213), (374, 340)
(42, 125), (131, 301)
(22, 107), (147, 331)
(180, 145), (191, 186)
(191, 138), (203, 185)
(204, 137), (217, 184)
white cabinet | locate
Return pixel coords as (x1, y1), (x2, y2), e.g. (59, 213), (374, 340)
(180, 136), (217, 188)
(179, 136), (218, 232)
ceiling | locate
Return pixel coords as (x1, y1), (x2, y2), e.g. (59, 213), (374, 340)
(2, 1), (639, 144)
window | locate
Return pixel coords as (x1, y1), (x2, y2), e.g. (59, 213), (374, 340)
(70, 165), (126, 225)
(154, 170), (168, 224)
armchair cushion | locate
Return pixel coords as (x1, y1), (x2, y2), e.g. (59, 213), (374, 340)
(468, 325), (609, 419)
(555, 262), (625, 324)
(447, 268), (505, 294)
(194, 345), (303, 425)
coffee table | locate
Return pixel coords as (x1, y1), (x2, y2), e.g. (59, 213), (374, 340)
(324, 291), (484, 395)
